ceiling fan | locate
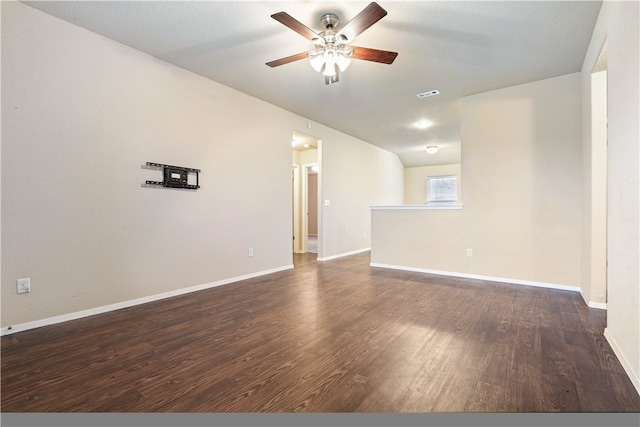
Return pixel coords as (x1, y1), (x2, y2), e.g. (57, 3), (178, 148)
(266, 2), (398, 85)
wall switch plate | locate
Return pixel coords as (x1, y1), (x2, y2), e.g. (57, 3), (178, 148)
(248, 248), (254, 257)
(324, 200), (331, 207)
(17, 278), (30, 294)
(466, 248), (473, 257)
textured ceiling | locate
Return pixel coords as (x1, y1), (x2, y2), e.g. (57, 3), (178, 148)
(23, 1), (602, 167)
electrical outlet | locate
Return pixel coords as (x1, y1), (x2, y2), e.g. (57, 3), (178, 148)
(248, 248), (254, 257)
(17, 278), (30, 294)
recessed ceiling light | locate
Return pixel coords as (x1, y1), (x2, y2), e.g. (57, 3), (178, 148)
(426, 145), (439, 154)
(417, 89), (440, 98)
(416, 120), (433, 129)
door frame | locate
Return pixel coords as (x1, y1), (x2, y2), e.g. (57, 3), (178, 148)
(292, 164), (301, 253)
(301, 163), (318, 253)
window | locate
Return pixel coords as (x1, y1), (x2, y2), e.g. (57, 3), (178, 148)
(426, 175), (458, 204)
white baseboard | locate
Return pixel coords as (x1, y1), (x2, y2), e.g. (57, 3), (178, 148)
(604, 328), (640, 395)
(0, 264), (294, 336)
(369, 262), (582, 293)
(318, 247), (371, 262)
(579, 289), (607, 310)
(588, 301), (607, 310)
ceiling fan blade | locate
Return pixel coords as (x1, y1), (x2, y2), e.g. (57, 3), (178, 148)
(271, 12), (320, 41)
(350, 46), (398, 64)
(266, 52), (309, 67)
(336, 2), (387, 43)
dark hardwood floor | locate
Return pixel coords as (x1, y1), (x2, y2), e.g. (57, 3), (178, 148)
(2, 252), (639, 412)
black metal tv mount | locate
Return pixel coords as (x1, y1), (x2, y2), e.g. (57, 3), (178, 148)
(142, 162), (200, 190)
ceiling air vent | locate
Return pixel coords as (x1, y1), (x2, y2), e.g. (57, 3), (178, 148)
(416, 89), (440, 98)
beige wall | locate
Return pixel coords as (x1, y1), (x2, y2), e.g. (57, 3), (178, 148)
(582, 0), (639, 392)
(581, 69), (607, 307)
(372, 73), (583, 288)
(404, 164), (461, 205)
(1, 3), (404, 330)
(298, 149), (318, 167)
(320, 130), (404, 259)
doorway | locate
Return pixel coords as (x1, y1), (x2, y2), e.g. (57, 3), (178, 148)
(307, 166), (318, 253)
(292, 131), (321, 256)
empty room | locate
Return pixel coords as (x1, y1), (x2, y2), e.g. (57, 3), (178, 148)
(2, 0), (639, 424)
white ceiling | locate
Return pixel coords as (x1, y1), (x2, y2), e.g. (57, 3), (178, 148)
(23, 1), (602, 168)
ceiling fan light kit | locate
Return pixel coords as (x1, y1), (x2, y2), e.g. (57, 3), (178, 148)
(266, 2), (398, 85)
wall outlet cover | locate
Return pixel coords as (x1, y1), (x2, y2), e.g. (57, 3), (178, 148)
(17, 278), (30, 294)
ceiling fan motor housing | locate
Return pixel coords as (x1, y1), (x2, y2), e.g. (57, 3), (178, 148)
(320, 13), (339, 30)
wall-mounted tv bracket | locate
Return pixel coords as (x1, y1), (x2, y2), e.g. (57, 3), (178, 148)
(142, 162), (200, 190)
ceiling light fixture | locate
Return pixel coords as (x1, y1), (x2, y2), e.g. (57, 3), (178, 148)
(426, 145), (439, 154)
(417, 120), (433, 129)
(308, 16), (353, 84)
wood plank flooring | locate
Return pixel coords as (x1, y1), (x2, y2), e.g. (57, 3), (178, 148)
(2, 252), (639, 412)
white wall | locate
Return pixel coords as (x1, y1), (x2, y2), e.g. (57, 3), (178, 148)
(372, 73), (583, 289)
(404, 164), (461, 205)
(582, 0), (640, 393)
(1, 2), (404, 330)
